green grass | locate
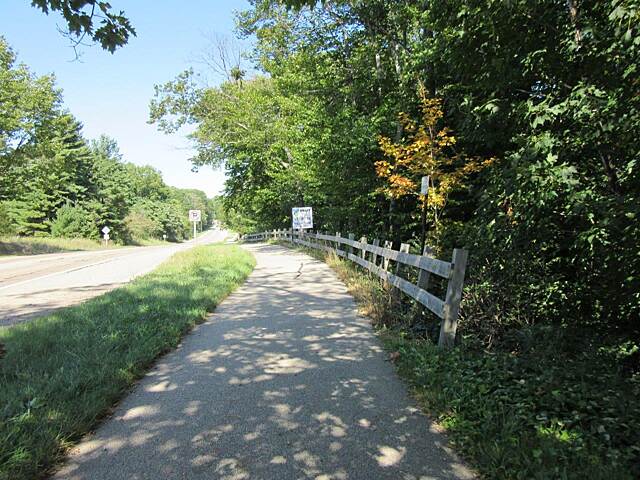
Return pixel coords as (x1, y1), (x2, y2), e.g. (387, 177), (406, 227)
(277, 241), (640, 479)
(0, 244), (255, 480)
(0, 236), (179, 257)
(0, 236), (110, 256)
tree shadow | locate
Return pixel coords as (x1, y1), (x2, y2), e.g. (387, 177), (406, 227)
(51, 243), (474, 479)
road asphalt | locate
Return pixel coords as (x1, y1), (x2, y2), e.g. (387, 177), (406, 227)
(53, 242), (474, 480)
(0, 229), (228, 327)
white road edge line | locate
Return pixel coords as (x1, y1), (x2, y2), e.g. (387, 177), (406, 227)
(0, 257), (127, 292)
(0, 231), (225, 292)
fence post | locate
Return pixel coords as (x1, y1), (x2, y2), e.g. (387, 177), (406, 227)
(417, 245), (434, 291)
(382, 240), (393, 271)
(438, 248), (469, 349)
(391, 243), (410, 300)
(335, 232), (341, 255)
(360, 236), (367, 260)
(395, 243), (410, 275)
(348, 233), (355, 257)
(372, 239), (380, 266)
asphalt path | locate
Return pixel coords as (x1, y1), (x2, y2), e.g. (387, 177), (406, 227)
(0, 229), (229, 327)
(54, 242), (474, 480)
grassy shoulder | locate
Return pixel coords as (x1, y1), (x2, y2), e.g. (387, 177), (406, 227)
(0, 244), (255, 480)
(0, 236), (109, 256)
(0, 236), (176, 256)
(275, 241), (640, 479)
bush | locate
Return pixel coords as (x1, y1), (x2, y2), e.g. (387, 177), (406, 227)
(124, 209), (160, 241)
(50, 204), (99, 239)
(383, 329), (640, 480)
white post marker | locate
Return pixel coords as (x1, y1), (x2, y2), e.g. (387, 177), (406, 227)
(189, 210), (201, 241)
(421, 175), (430, 196)
(102, 226), (111, 247)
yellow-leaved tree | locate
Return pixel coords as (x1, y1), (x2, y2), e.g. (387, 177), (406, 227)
(375, 83), (494, 232)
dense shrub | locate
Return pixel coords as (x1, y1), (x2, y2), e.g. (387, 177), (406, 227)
(50, 204), (99, 239)
(124, 207), (160, 241)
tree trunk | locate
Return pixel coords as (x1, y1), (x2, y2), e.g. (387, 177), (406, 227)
(566, 0), (583, 45)
(599, 150), (622, 196)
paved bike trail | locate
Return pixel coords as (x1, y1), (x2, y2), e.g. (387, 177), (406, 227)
(54, 243), (474, 480)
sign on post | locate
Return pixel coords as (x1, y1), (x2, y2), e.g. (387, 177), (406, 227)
(188, 210), (201, 222)
(189, 210), (201, 241)
(421, 175), (430, 196)
(102, 226), (110, 246)
(292, 207), (313, 230)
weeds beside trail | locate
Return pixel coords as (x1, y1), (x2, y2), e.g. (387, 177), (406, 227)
(276, 241), (640, 480)
(0, 244), (255, 480)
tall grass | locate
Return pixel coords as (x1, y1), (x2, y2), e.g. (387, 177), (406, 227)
(0, 244), (255, 480)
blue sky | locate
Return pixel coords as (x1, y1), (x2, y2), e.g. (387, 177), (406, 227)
(0, 0), (253, 197)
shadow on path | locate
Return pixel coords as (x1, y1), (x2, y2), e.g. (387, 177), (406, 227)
(54, 243), (474, 480)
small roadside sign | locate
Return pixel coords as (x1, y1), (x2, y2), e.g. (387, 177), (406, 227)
(189, 210), (201, 241)
(292, 207), (313, 229)
(188, 210), (201, 222)
(102, 226), (110, 246)
(421, 176), (430, 196)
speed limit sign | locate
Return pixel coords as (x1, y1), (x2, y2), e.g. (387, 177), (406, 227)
(188, 210), (201, 222)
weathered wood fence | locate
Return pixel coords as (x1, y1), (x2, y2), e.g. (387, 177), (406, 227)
(242, 229), (468, 349)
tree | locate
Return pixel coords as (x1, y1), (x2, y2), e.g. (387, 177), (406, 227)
(375, 84), (493, 232)
(29, 0), (135, 53)
(0, 36), (61, 199)
(0, 37), (217, 244)
(50, 203), (99, 239)
(87, 135), (133, 241)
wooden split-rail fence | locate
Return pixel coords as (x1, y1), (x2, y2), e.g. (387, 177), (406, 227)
(242, 229), (468, 349)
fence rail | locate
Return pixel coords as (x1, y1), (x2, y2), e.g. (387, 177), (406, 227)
(242, 229), (468, 348)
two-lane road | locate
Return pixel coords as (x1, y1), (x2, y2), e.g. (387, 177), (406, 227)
(0, 229), (229, 327)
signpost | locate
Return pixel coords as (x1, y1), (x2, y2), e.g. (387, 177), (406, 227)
(292, 207), (313, 230)
(420, 175), (430, 254)
(189, 210), (201, 241)
(102, 226), (111, 247)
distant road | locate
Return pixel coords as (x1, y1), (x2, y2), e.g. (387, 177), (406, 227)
(0, 229), (229, 327)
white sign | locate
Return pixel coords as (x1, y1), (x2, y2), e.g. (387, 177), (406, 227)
(292, 207), (313, 229)
(420, 176), (430, 196)
(102, 226), (110, 234)
(103, 233), (110, 241)
(188, 210), (201, 222)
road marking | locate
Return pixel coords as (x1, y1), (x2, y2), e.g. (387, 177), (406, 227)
(0, 230), (226, 292)
(0, 258), (119, 292)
